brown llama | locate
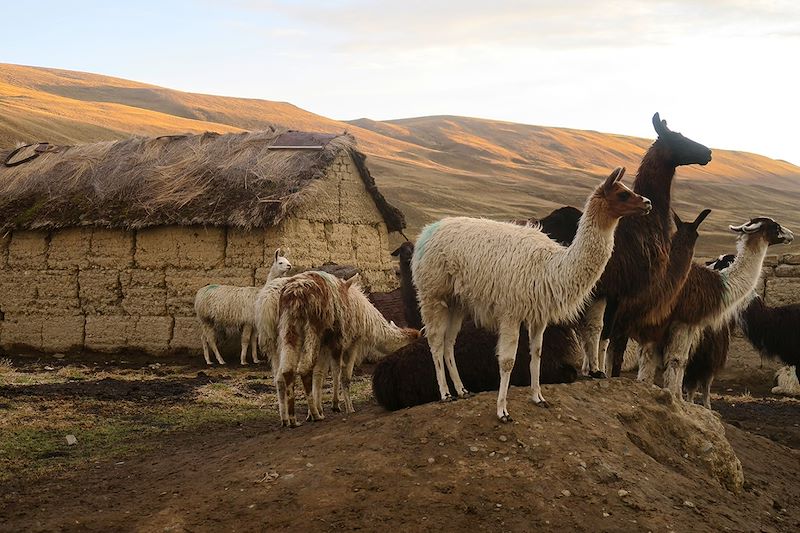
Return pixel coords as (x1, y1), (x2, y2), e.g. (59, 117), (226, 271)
(275, 271), (419, 427)
(581, 113), (712, 378)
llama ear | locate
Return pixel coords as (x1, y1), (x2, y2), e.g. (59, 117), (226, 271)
(344, 273), (361, 288)
(274, 248), (281, 262)
(603, 167), (625, 190)
(652, 112), (670, 137)
(693, 209), (712, 228)
(391, 246), (401, 257)
(672, 209), (683, 226)
(729, 224), (745, 233)
(730, 220), (764, 234)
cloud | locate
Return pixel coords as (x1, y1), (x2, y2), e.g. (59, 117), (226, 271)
(229, 0), (800, 53)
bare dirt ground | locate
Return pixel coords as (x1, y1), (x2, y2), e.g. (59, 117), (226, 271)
(0, 337), (798, 533)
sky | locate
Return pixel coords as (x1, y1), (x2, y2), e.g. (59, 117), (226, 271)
(2, 0), (799, 165)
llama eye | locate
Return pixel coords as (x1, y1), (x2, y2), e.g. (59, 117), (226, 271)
(617, 191), (631, 201)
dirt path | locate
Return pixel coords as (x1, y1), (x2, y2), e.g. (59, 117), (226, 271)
(2, 379), (799, 533)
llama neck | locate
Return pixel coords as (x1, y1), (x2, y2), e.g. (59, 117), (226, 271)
(722, 237), (769, 308)
(266, 265), (282, 282)
(399, 260), (423, 329)
(554, 193), (618, 298)
(633, 144), (675, 229)
(349, 288), (413, 354)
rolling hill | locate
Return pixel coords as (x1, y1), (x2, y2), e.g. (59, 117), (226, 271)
(1, 62), (798, 256)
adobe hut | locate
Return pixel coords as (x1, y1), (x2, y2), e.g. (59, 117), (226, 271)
(0, 130), (405, 356)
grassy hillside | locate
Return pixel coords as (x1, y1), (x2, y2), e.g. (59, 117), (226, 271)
(2, 63), (798, 256)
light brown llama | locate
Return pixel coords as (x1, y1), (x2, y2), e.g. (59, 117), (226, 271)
(275, 271), (419, 427)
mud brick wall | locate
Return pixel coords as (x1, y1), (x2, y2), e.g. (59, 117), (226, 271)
(759, 253), (800, 306)
(0, 153), (398, 357)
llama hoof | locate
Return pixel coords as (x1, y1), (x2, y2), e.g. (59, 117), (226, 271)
(588, 370), (607, 379)
(440, 394), (456, 403)
(534, 400), (550, 408)
(241, 362), (248, 366)
(331, 405), (342, 413)
(499, 414), (513, 423)
(459, 389), (473, 398)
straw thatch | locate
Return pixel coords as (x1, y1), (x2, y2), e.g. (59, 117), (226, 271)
(0, 130), (405, 233)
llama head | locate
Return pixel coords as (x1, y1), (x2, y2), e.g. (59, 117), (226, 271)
(652, 112), (712, 167)
(672, 208), (711, 248)
(598, 167), (652, 218)
(377, 324), (421, 355)
(272, 248), (292, 276)
(391, 241), (415, 266)
(729, 217), (794, 246)
(705, 253), (736, 271)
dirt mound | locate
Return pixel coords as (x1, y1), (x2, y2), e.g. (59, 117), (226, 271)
(4, 378), (798, 532)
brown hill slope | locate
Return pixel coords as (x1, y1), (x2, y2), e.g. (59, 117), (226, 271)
(2, 63), (799, 255)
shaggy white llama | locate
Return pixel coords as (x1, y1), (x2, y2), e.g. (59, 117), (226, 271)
(195, 249), (291, 365)
(411, 167), (652, 422)
(275, 271), (419, 427)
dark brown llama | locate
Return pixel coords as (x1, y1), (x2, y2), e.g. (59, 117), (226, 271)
(582, 113), (712, 378)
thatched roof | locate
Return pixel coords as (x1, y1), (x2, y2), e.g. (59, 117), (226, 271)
(0, 130), (405, 233)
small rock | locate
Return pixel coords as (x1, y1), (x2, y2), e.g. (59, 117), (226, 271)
(427, 457), (435, 464)
(53, 353), (65, 359)
(469, 446), (479, 452)
(499, 435), (508, 442)
(496, 503), (502, 508)
(489, 452), (496, 457)
(438, 442), (445, 447)
(306, 463), (313, 468)
(618, 489), (629, 497)
(683, 500), (695, 508)
(44, 366), (55, 371)
(602, 512), (610, 517)
(65, 435), (77, 446)
(561, 490), (571, 497)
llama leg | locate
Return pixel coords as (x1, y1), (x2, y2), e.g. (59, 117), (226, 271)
(701, 378), (713, 409)
(495, 322), (520, 422)
(329, 358), (342, 413)
(637, 342), (659, 383)
(311, 361), (328, 418)
(528, 322), (549, 407)
(606, 333), (628, 378)
(200, 328), (212, 365)
(240, 324), (252, 365)
(340, 345), (360, 414)
(579, 298), (606, 377)
(201, 322), (226, 365)
(420, 302), (455, 401)
(662, 326), (693, 398)
(250, 330), (261, 364)
(277, 368), (299, 427)
(443, 309), (469, 397)
(302, 370), (324, 422)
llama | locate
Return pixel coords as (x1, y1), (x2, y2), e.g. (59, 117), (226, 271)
(412, 167), (652, 421)
(581, 113), (712, 378)
(705, 253), (800, 398)
(195, 249), (291, 365)
(682, 325), (731, 408)
(772, 366), (800, 396)
(642, 217), (794, 397)
(391, 242), (422, 329)
(606, 208), (711, 378)
(275, 271), (419, 427)
(373, 233), (581, 412)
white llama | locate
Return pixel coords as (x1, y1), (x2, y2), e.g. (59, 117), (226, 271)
(195, 248), (291, 365)
(412, 167), (652, 422)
